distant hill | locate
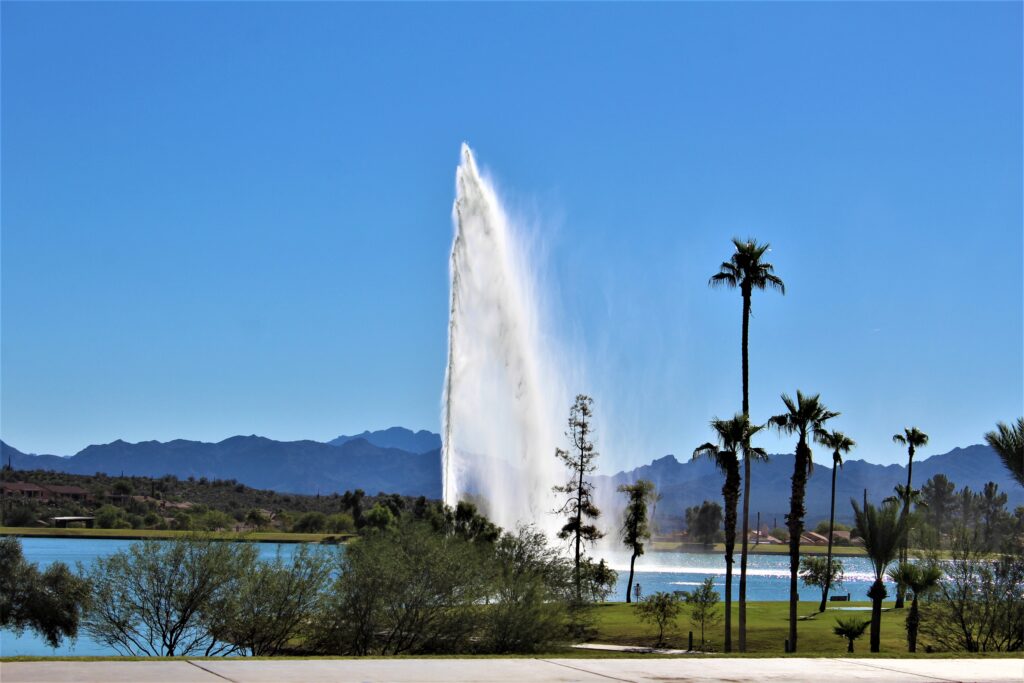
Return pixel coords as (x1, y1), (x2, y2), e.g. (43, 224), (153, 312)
(4, 433), (1017, 529)
(328, 427), (441, 454)
(1, 436), (441, 498)
(593, 444), (1022, 531)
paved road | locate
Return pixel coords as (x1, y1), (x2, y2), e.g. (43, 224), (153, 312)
(2, 658), (1021, 683)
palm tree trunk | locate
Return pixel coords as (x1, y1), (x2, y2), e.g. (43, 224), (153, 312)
(739, 456), (751, 651)
(723, 473), (738, 653)
(847, 638), (854, 653)
(738, 269), (752, 651)
(786, 438), (810, 653)
(820, 462), (838, 612)
(626, 552), (637, 603)
(868, 578), (885, 652)
(896, 450), (913, 609)
(907, 596), (920, 652)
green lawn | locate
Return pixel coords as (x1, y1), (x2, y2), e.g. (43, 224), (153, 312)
(591, 600), (911, 655)
(0, 526), (350, 544)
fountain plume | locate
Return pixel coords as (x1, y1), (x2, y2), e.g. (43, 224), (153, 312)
(442, 144), (565, 534)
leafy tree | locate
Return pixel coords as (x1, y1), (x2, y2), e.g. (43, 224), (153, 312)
(361, 503), (397, 532)
(553, 394), (604, 603)
(581, 558), (618, 603)
(708, 237), (784, 652)
(0, 536), (90, 648)
(82, 535), (254, 656)
(978, 481), (1009, 550)
(617, 479), (656, 603)
(635, 592), (682, 647)
(93, 504), (130, 529)
(316, 520), (489, 655)
(693, 414), (766, 652)
(892, 427), (928, 608)
(292, 511), (328, 533)
(919, 529), (1024, 652)
(245, 508), (270, 530)
(325, 512), (355, 534)
(833, 617), (869, 653)
(682, 577), (721, 651)
(852, 499), (908, 653)
(816, 430), (854, 611)
(685, 501), (723, 548)
(921, 474), (957, 539)
(800, 556), (844, 611)
(769, 390), (838, 652)
(985, 418), (1023, 487)
(887, 561), (942, 653)
(481, 525), (572, 653)
(208, 544), (331, 655)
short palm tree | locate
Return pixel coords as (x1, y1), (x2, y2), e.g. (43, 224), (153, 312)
(852, 499), (908, 653)
(887, 561), (942, 653)
(985, 418), (1023, 487)
(892, 427), (928, 608)
(769, 391), (838, 652)
(693, 414), (766, 653)
(709, 237), (783, 652)
(815, 429), (855, 612)
(833, 617), (870, 653)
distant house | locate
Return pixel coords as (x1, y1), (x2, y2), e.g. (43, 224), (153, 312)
(750, 530), (782, 544)
(801, 531), (830, 545)
(1, 482), (48, 499)
(40, 484), (92, 502)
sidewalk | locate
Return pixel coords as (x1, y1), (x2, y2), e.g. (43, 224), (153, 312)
(3, 657), (1021, 683)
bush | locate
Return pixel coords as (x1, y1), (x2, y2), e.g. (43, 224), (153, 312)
(292, 511), (327, 534)
(315, 520), (490, 655)
(635, 592), (682, 646)
(0, 537), (90, 647)
(4, 504), (40, 527)
(94, 505), (130, 529)
(326, 512), (355, 534)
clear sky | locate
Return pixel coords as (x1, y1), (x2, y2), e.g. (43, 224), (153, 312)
(2, 2), (1021, 472)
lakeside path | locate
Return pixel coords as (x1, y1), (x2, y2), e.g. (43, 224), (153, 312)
(3, 658), (1021, 682)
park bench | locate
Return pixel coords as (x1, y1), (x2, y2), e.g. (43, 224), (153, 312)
(829, 593), (852, 602)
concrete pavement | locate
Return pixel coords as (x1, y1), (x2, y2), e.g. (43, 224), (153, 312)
(2, 657), (1021, 682)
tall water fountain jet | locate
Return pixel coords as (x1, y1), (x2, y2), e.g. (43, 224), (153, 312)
(442, 144), (565, 534)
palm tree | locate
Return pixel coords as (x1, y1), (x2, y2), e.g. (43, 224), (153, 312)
(709, 237), (784, 652)
(887, 561), (942, 652)
(985, 418), (1023, 487)
(693, 414), (766, 653)
(892, 427), (928, 608)
(617, 479), (657, 603)
(815, 429), (855, 612)
(769, 390), (838, 653)
(832, 617), (870, 653)
(852, 499), (908, 653)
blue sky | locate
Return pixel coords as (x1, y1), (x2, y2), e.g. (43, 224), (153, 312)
(2, 3), (1021, 472)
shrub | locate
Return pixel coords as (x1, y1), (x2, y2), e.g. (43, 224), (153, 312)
(635, 592), (682, 647)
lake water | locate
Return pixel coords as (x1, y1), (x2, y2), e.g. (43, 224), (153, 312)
(1, 537), (882, 657)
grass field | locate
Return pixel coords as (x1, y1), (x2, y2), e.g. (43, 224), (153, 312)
(591, 600), (911, 655)
(0, 526), (351, 543)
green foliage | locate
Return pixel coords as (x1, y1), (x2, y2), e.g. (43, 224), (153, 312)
(634, 591), (681, 647)
(832, 617), (869, 653)
(919, 530), (1024, 652)
(852, 499), (909, 652)
(815, 520), (851, 535)
(800, 556), (844, 590)
(194, 509), (235, 531)
(82, 535), (254, 656)
(684, 500), (722, 547)
(618, 479), (656, 557)
(292, 511), (328, 534)
(361, 503), (396, 532)
(325, 512), (355, 534)
(3, 503), (40, 527)
(207, 544), (332, 655)
(0, 536), (90, 647)
(553, 394), (604, 603)
(93, 504), (131, 529)
(581, 558), (618, 603)
(681, 577), (721, 651)
(316, 519), (490, 655)
(480, 525), (572, 653)
(986, 417), (1024, 487)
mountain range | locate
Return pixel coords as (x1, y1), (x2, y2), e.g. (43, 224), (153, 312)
(3, 429), (1019, 527)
